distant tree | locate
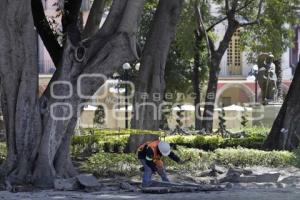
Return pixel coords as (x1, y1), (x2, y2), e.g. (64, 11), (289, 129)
(197, 0), (264, 133)
(131, 0), (184, 130)
(176, 1), (210, 131)
(241, 0), (300, 100)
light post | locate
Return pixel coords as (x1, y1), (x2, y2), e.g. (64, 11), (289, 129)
(122, 63), (131, 129)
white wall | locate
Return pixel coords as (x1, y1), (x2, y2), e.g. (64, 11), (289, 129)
(282, 49), (293, 80)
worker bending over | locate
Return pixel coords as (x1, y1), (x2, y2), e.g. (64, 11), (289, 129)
(137, 140), (182, 187)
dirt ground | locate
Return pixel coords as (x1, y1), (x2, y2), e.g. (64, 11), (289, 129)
(0, 188), (300, 200)
(1, 166), (300, 200)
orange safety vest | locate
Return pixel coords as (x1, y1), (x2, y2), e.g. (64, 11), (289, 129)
(138, 140), (164, 168)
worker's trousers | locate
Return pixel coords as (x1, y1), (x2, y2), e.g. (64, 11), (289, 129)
(140, 159), (169, 187)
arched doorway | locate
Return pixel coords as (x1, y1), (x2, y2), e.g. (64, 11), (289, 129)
(217, 83), (255, 107)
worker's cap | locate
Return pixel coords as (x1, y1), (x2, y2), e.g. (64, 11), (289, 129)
(158, 141), (171, 156)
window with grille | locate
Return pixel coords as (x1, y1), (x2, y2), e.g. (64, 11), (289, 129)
(227, 29), (242, 75)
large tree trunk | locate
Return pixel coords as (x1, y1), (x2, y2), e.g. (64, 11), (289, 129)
(82, 0), (107, 39)
(202, 58), (220, 133)
(202, 19), (239, 133)
(0, 0), (41, 185)
(264, 60), (300, 150)
(131, 0), (183, 130)
(0, 0), (144, 188)
(193, 31), (202, 130)
(274, 58), (283, 101)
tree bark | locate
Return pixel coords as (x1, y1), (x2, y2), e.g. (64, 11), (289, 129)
(0, 0), (145, 188)
(62, 0), (83, 43)
(202, 55), (223, 133)
(32, 0), (63, 67)
(193, 31), (202, 130)
(202, 19), (239, 133)
(264, 60), (300, 150)
(0, 0), (41, 184)
(131, 0), (183, 130)
(274, 58), (283, 101)
(82, 0), (107, 39)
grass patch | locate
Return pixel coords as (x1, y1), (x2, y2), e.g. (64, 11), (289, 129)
(72, 127), (270, 156)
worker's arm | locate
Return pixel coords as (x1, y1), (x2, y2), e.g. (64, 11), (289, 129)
(145, 148), (157, 172)
(168, 151), (181, 163)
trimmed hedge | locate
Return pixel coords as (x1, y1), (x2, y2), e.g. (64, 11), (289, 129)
(72, 127), (269, 156)
(214, 148), (295, 167)
(81, 146), (296, 177)
(76, 128), (164, 137)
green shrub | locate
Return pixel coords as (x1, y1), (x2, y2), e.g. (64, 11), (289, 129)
(72, 129), (163, 156)
(0, 142), (6, 164)
(72, 127), (270, 155)
(214, 147), (295, 167)
(81, 153), (139, 177)
(293, 146), (300, 168)
(219, 136), (265, 150)
(72, 134), (129, 157)
(244, 126), (270, 138)
(80, 146), (297, 177)
(77, 128), (163, 137)
(165, 146), (214, 172)
(166, 136), (195, 147)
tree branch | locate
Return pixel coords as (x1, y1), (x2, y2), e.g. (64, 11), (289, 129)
(31, 0), (63, 67)
(62, 0), (82, 44)
(82, 0), (107, 39)
(206, 0), (253, 32)
(216, 19), (239, 58)
(231, 0), (239, 11)
(194, 2), (212, 58)
(225, 0), (229, 14)
(240, 0), (264, 27)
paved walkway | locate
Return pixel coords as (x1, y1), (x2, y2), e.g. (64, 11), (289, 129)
(0, 188), (300, 200)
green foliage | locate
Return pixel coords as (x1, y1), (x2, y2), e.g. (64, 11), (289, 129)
(72, 127), (270, 156)
(241, 0), (300, 61)
(165, 146), (214, 172)
(138, 0), (158, 47)
(138, 0), (211, 98)
(193, 135), (223, 150)
(93, 106), (106, 128)
(166, 127), (269, 151)
(214, 147), (295, 167)
(76, 128), (163, 137)
(243, 126), (270, 138)
(81, 146), (297, 177)
(81, 153), (139, 177)
(72, 129), (163, 156)
(0, 142), (6, 164)
(292, 146), (300, 168)
(241, 110), (249, 128)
